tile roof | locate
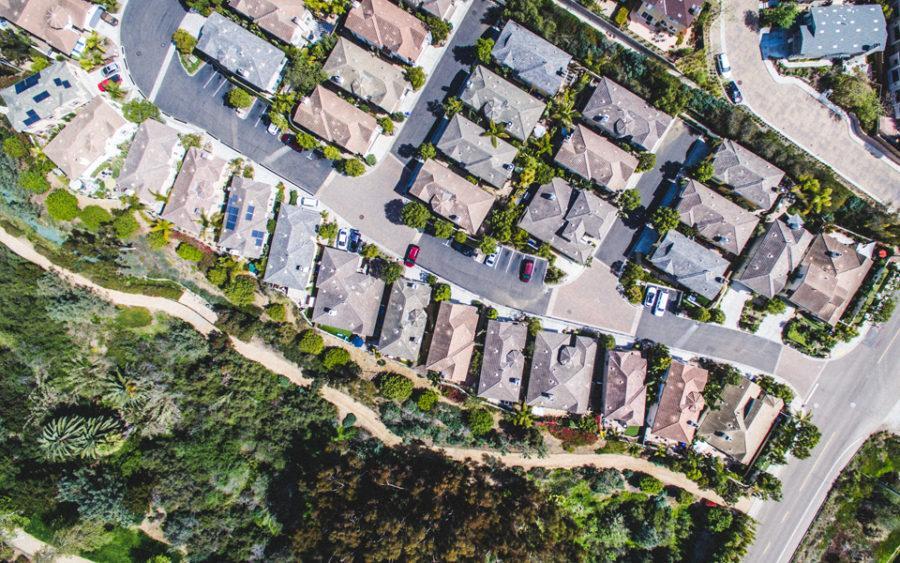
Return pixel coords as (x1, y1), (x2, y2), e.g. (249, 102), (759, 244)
(344, 0), (430, 63)
(554, 124), (638, 191)
(796, 5), (887, 59)
(518, 177), (616, 263)
(698, 379), (783, 465)
(117, 120), (181, 214)
(0, 62), (89, 132)
(293, 85), (378, 155)
(196, 12), (287, 92)
(436, 114), (517, 188)
(676, 179), (760, 256)
(734, 219), (813, 298)
(323, 38), (408, 113)
(491, 20), (572, 96)
(711, 140), (785, 210)
(601, 350), (647, 427)
(262, 204), (321, 291)
(460, 66), (546, 141)
(649, 230), (729, 300)
(217, 176), (274, 259)
(477, 320), (527, 404)
(409, 159), (495, 235)
(400, 0), (458, 20)
(640, 0), (704, 30)
(650, 361), (708, 444)
(789, 233), (874, 325)
(43, 96), (127, 179)
(425, 301), (478, 384)
(0, 0), (95, 54)
(526, 331), (597, 414)
(229, 0), (317, 45)
(160, 147), (229, 238)
(581, 77), (674, 151)
(377, 279), (431, 362)
(311, 247), (386, 337)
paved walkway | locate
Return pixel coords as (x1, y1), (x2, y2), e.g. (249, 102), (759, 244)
(4, 530), (91, 563)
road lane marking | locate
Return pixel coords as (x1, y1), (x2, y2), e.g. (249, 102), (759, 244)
(804, 382), (819, 404)
(147, 45), (176, 103)
(780, 510), (791, 523)
(202, 72), (217, 89)
(878, 329), (899, 363)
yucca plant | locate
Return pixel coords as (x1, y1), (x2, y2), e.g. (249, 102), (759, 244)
(38, 416), (84, 461)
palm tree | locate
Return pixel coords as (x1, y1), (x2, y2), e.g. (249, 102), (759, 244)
(98, 367), (144, 410)
(103, 80), (127, 101)
(444, 96), (463, 117)
(549, 91), (578, 129)
(150, 219), (174, 243)
(529, 128), (555, 157)
(509, 403), (534, 429)
(480, 120), (511, 148)
(59, 354), (107, 397)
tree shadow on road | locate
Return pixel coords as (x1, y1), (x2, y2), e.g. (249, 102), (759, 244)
(744, 9), (759, 31)
(384, 199), (406, 225)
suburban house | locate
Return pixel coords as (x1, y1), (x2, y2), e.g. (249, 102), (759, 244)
(116, 119), (182, 214)
(460, 66), (546, 141)
(697, 379), (784, 465)
(377, 279), (431, 363)
(424, 301), (478, 384)
(323, 38), (409, 114)
(0, 0), (102, 56)
(160, 148), (229, 239)
(676, 179), (760, 256)
(228, 0), (324, 46)
(581, 77), (674, 152)
(43, 96), (130, 182)
(647, 361), (709, 445)
(0, 63), (90, 134)
(491, 20), (573, 97)
(262, 203), (321, 298)
(436, 114), (517, 188)
(518, 177), (616, 264)
(787, 232), (875, 325)
(886, 10), (900, 119)
(292, 85), (379, 155)
(632, 0), (704, 35)
(196, 12), (287, 93)
(310, 247), (386, 337)
(734, 219), (813, 299)
(555, 124), (639, 192)
(477, 320), (527, 406)
(711, 140), (785, 210)
(526, 331), (598, 414)
(650, 230), (730, 301)
(409, 159), (496, 235)
(400, 0), (458, 21)
(217, 177), (275, 259)
(343, 0), (430, 65)
(601, 350), (647, 430)
(791, 5), (887, 60)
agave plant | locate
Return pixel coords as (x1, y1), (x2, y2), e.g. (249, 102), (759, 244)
(78, 416), (123, 459)
(98, 366), (144, 410)
(38, 416), (85, 461)
(58, 354), (108, 398)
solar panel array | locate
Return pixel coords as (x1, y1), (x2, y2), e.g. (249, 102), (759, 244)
(53, 77), (72, 89)
(245, 204), (255, 221)
(32, 91), (50, 103)
(251, 229), (265, 247)
(22, 110), (40, 127)
(225, 205), (240, 231)
(14, 73), (41, 94)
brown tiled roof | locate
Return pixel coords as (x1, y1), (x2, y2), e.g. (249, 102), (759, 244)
(160, 147), (229, 238)
(735, 219), (813, 298)
(526, 331), (597, 414)
(478, 320), (527, 404)
(344, 0), (429, 63)
(229, 0), (313, 44)
(0, 0), (94, 54)
(581, 77), (674, 151)
(409, 159), (495, 235)
(676, 179), (760, 255)
(642, 0), (704, 30)
(650, 361), (708, 444)
(43, 96), (128, 179)
(698, 379), (783, 465)
(292, 85), (378, 155)
(554, 124), (638, 191)
(323, 38), (408, 113)
(601, 350), (647, 427)
(117, 119), (181, 213)
(311, 247), (386, 337)
(425, 302), (478, 384)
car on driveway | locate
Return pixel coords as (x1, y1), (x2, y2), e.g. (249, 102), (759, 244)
(520, 259), (535, 282)
(653, 290), (669, 317)
(715, 53), (732, 79)
(484, 253), (498, 268)
(101, 63), (119, 77)
(404, 244), (420, 267)
(337, 228), (349, 250)
(348, 229), (361, 252)
(100, 11), (119, 26)
(450, 239), (476, 257)
(267, 122), (281, 136)
(97, 74), (121, 91)
(644, 286), (658, 308)
(725, 81), (743, 104)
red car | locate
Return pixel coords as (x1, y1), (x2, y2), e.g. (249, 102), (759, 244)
(520, 258), (534, 282)
(97, 74), (121, 92)
(404, 244), (420, 267)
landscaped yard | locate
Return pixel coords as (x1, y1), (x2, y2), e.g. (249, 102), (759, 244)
(318, 324), (353, 340)
(782, 314), (835, 358)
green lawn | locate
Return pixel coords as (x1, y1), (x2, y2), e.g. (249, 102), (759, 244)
(82, 527), (176, 563)
(318, 324), (353, 340)
(624, 426), (641, 437)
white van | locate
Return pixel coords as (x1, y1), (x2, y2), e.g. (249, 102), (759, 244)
(653, 290), (669, 317)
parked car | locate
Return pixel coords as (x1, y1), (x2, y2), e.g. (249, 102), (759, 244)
(644, 286), (658, 308)
(404, 244), (420, 267)
(520, 258), (535, 282)
(715, 53), (732, 78)
(484, 253), (498, 268)
(97, 74), (121, 92)
(450, 239), (476, 257)
(300, 196), (318, 210)
(336, 228), (349, 250)
(100, 11), (119, 26)
(725, 81), (743, 104)
(267, 122), (280, 136)
(101, 63), (119, 77)
(653, 290), (669, 317)
(348, 229), (361, 252)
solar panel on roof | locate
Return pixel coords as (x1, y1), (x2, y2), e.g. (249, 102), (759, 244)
(14, 73), (40, 94)
(251, 230), (265, 246)
(32, 91), (50, 103)
(22, 109), (40, 126)
(61, 80), (71, 89)
(53, 77), (62, 86)
(225, 206), (240, 231)
(245, 204), (255, 221)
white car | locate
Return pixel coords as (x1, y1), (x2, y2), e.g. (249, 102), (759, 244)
(300, 196), (318, 210)
(653, 290), (669, 317)
(716, 53), (732, 79)
(484, 253), (498, 268)
(267, 122), (280, 136)
(643, 286), (658, 308)
(337, 228), (349, 250)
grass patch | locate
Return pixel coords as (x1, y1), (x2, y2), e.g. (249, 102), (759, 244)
(624, 425), (641, 437)
(114, 306), (153, 329)
(318, 324), (353, 339)
(178, 52), (203, 75)
(82, 526), (176, 563)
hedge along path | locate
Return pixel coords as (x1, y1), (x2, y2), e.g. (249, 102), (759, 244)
(0, 226), (743, 512)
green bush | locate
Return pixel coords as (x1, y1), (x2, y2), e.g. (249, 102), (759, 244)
(433, 219), (454, 239)
(693, 161), (714, 182)
(45, 189), (79, 221)
(298, 330), (325, 355)
(175, 242), (204, 262)
(432, 283), (451, 302)
(485, 307), (498, 320)
(224, 275), (257, 306)
(266, 303), (287, 322)
(475, 37), (494, 64)
(321, 347), (351, 369)
(416, 389), (439, 412)
(401, 201), (431, 230)
(619, 189), (641, 213)
(18, 168), (50, 193)
(636, 152), (656, 172)
(3, 136), (28, 159)
(378, 117), (394, 135)
(226, 87), (254, 109)
(759, 2), (800, 29)
(113, 212), (140, 239)
(613, 5), (629, 28)
(114, 307), (153, 329)
(417, 143), (436, 161)
(322, 145), (342, 161)
(172, 29), (197, 55)
(466, 408), (494, 436)
(378, 373), (414, 403)
(341, 158), (366, 177)
(405, 66), (426, 91)
(122, 99), (160, 123)
(637, 475), (664, 495)
(650, 207), (680, 234)
(77, 205), (113, 232)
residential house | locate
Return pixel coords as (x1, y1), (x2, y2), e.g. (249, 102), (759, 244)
(229, 0), (323, 46)
(343, 0), (430, 65)
(518, 177), (616, 264)
(409, 159), (495, 235)
(401, 0), (458, 21)
(377, 279), (431, 362)
(632, 0), (704, 35)
(733, 219), (813, 298)
(0, 63), (90, 134)
(791, 5), (887, 60)
(581, 77), (674, 152)
(311, 247), (386, 337)
(460, 66), (545, 141)
(491, 20), (572, 97)
(886, 7), (900, 118)
(263, 203), (321, 296)
(292, 85), (379, 155)
(43, 96), (129, 181)
(787, 232), (874, 325)
(676, 179), (760, 256)
(697, 379), (784, 465)
(711, 140), (785, 210)
(323, 37), (409, 114)
(436, 114), (517, 188)
(196, 12), (287, 93)
(477, 320), (527, 405)
(554, 124), (639, 191)
(218, 177), (275, 259)
(601, 350), (647, 429)
(160, 147), (229, 239)
(424, 301), (478, 384)
(649, 230), (730, 300)
(116, 119), (182, 214)
(0, 0), (101, 56)
(526, 331), (597, 414)
(647, 361), (708, 445)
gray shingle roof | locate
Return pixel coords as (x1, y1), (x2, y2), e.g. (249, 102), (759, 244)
(323, 38), (408, 113)
(554, 124), (638, 191)
(311, 247), (386, 337)
(0, 62), (89, 132)
(526, 331), (597, 414)
(377, 279), (431, 362)
(217, 176), (274, 259)
(676, 179), (760, 256)
(492, 20), (572, 97)
(601, 350), (647, 428)
(262, 204), (320, 292)
(436, 114), (517, 188)
(795, 5), (887, 60)
(460, 66), (546, 141)
(400, 0), (458, 21)
(711, 140), (785, 210)
(197, 12), (287, 92)
(581, 77), (674, 152)
(160, 147), (229, 238)
(698, 379), (783, 465)
(734, 219), (813, 298)
(117, 119), (181, 214)
(649, 230), (729, 300)
(478, 320), (527, 404)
